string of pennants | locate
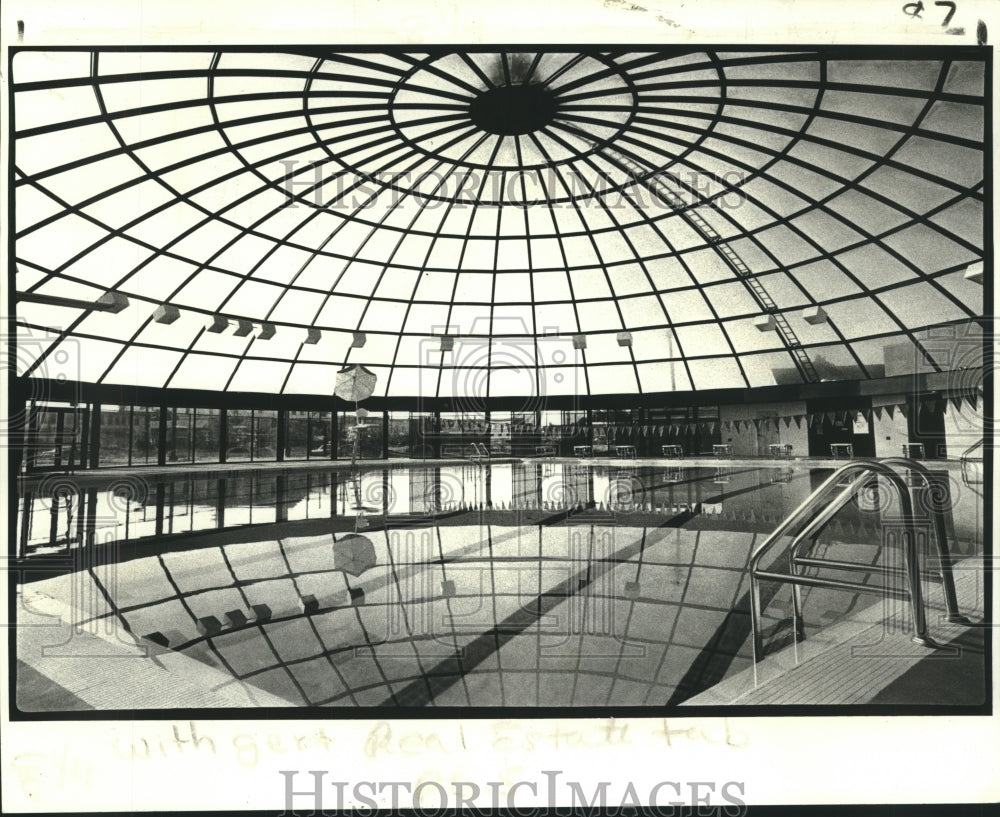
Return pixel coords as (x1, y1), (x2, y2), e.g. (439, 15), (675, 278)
(426, 387), (981, 436)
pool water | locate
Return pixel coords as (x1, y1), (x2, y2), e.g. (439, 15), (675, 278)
(16, 462), (981, 709)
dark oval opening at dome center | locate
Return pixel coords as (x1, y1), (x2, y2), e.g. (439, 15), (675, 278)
(469, 83), (559, 136)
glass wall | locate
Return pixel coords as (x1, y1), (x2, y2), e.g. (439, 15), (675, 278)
(95, 405), (218, 467)
(21, 399), (730, 471)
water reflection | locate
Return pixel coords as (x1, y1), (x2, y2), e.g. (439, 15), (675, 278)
(17, 462), (970, 559)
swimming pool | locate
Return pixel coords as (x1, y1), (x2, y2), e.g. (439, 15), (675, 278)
(15, 461), (982, 709)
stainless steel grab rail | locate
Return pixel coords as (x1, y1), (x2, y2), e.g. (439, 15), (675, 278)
(871, 457), (970, 624)
(749, 460), (953, 663)
(784, 458), (972, 638)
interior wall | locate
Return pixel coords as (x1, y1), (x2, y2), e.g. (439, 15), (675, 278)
(872, 407), (910, 458)
(943, 400), (983, 460)
(718, 400), (809, 457)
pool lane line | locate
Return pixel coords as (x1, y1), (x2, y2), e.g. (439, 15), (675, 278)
(381, 525), (655, 708)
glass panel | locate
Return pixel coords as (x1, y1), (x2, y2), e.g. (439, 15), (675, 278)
(98, 405), (131, 467)
(252, 409), (278, 462)
(29, 404), (85, 470)
(337, 411), (383, 459)
(193, 408), (221, 463)
(130, 405), (161, 466)
(388, 411), (430, 459)
(439, 411), (489, 457)
(308, 411), (332, 459)
(591, 409), (612, 455)
(285, 410), (309, 460)
(489, 411), (511, 456)
(226, 409), (252, 462)
(165, 407), (194, 464)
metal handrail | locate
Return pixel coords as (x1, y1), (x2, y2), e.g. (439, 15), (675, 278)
(749, 460), (949, 663)
(785, 457), (972, 634)
(962, 437), (984, 459)
(873, 457), (970, 624)
(960, 438), (984, 489)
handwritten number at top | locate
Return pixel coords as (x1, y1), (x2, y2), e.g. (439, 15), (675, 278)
(902, 1), (957, 25)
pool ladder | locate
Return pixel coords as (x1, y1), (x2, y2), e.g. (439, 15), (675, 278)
(749, 458), (974, 663)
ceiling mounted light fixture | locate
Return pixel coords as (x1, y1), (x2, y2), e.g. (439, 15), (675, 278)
(803, 306), (828, 325)
(205, 315), (229, 333)
(152, 304), (180, 325)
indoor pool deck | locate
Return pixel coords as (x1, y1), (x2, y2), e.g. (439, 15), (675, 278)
(683, 557), (987, 707)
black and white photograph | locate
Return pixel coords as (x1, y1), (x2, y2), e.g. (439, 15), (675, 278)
(1, 0), (996, 812)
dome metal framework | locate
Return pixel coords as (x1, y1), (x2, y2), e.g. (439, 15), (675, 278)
(11, 47), (986, 401)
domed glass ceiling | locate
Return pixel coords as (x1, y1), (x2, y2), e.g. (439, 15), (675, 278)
(12, 48), (985, 399)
